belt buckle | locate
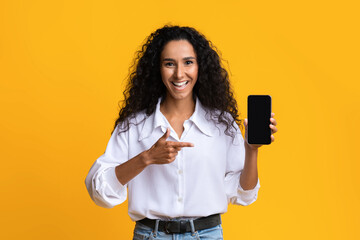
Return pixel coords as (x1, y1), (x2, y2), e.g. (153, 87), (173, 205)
(164, 220), (188, 234)
(179, 220), (187, 233)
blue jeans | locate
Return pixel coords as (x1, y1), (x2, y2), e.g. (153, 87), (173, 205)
(133, 221), (224, 240)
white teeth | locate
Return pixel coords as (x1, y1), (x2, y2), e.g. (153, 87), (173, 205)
(173, 81), (188, 87)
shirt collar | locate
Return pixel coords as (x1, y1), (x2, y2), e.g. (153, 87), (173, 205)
(138, 97), (215, 141)
(188, 98), (215, 137)
(138, 98), (166, 141)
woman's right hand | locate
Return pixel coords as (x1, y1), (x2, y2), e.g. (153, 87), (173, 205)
(143, 128), (194, 165)
(115, 128), (194, 185)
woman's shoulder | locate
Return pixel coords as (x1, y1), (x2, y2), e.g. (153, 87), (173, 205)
(203, 108), (243, 143)
(115, 110), (149, 132)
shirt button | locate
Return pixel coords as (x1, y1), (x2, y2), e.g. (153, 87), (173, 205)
(178, 197), (183, 202)
(178, 169), (183, 175)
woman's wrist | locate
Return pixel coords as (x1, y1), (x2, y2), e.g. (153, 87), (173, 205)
(244, 143), (259, 164)
(140, 150), (152, 166)
(245, 142), (260, 152)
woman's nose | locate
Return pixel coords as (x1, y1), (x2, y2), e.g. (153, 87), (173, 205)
(175, 65), (185, 79)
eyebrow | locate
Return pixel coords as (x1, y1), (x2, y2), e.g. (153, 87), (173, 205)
(162, 57), (196, 61)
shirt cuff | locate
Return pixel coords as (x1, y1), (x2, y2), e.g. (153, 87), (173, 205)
(103, 167), (127, 190)
(236, 179), (260, 205)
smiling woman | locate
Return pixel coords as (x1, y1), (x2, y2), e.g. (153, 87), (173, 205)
(85, 25), (277, 240)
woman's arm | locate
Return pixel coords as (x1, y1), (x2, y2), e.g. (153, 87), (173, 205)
(114, 151), (149, 185)
(240, 113), (278, 190)
(240, 145), (259, 190)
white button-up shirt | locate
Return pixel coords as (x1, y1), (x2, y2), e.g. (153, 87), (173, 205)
(85, 98), (260, 221)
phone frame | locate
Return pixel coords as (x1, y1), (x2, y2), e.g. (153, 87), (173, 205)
(247, 95), (272, 145)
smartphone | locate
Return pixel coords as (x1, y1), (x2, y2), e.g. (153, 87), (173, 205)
(247, 95), (272, 145)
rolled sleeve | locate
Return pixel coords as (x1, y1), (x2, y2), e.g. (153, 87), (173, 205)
(225, 127), (260, 206)
(235, 178), (260, 206)
(86, 164), (127, 208)
(224, 171), (260, 206)
(85, 124), (129, 208)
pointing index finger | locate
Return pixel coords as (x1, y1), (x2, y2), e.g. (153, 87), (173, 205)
(168, 141), (194, 148)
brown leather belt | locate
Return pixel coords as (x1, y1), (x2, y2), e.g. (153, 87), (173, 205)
(137, 214), (221, 234)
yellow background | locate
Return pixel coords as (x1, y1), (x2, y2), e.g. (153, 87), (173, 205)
(1, 0), (359, 239)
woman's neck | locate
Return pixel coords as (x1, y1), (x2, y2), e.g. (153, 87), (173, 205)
(160, 95), (196, 119)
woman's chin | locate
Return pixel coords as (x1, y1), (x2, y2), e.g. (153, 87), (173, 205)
(166, 91), (193, 102)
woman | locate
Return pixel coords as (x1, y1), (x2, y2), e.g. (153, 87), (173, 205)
(85, 25), (278, 240)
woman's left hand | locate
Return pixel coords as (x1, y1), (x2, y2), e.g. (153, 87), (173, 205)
(244, 112), (278, 150)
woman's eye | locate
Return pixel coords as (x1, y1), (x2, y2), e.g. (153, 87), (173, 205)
(165, 62), (174, 67)
(185, 60), (193, 65)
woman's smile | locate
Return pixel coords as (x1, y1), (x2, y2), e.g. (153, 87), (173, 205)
(171, 80), (189, 89)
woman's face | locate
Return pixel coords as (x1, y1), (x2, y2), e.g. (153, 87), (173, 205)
(160, 40), (198, 102)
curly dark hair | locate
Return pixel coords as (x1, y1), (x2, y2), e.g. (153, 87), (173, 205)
(113, 25), (242, 137)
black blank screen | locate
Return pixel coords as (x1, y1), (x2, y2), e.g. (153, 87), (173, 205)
(247, 95), (271, 144)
